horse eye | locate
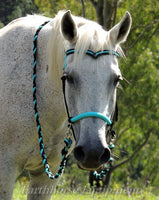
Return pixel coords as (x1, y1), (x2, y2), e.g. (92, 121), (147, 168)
(114, 75), (122, 85)
(66, 75), (74, 84)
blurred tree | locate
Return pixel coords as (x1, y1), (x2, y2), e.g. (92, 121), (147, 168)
(111, 0), (159, 192)
(34, 0), (97, 20)
(0, 0), (38, 25)
(89, 0), (118, 29)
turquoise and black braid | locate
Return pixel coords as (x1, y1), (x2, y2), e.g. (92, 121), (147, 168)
(92, 144), (114, 180)
(33, 21), (72, 179)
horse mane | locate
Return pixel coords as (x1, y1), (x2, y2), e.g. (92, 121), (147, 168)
(48, 11), (124, 82)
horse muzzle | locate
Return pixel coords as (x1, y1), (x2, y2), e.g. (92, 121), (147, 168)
(74, 143), (111, 170)
(69, 112), (112, 170)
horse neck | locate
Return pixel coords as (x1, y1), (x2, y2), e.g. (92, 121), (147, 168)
(36, 25), (67, 131)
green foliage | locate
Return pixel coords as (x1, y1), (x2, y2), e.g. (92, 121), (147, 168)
(0, 0), (38, 25)
(112, 0), (159, 191)
(0, 21), (4, 28)
(34, 0), (97, 20)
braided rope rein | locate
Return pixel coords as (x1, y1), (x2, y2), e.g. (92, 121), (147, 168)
(93, 143), (115, 180)
(33, 21), (72, 179)
(33, 21), (115, 181)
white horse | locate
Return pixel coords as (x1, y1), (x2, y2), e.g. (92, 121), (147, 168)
(0, 10), (131, 200)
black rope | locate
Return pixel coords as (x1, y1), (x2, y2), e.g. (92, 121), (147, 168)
(61, 75), (71, 120)
(61, 75), (76, 140)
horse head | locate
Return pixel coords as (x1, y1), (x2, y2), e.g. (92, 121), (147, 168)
(60, 11), (132, 170)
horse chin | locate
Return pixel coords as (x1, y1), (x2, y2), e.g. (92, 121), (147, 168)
(77, 162), (101, 171)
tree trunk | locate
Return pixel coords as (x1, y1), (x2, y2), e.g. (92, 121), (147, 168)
(96, 0), (104, 26)
(103, 0), (113, 30)
(90, 0), (117, 30)
(80, 0), (86, 18)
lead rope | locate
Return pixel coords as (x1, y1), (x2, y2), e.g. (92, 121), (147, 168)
(33, 21), (72, 179)
(92, 117), (117, 180)
(93, 142), (115, 180)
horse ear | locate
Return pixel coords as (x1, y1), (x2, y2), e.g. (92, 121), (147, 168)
(61, 10), (78, 43)
(109, 11), (132, 46)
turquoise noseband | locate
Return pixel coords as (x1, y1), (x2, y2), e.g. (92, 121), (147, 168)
(70, 112), (112, 125)
(62, 48), (119, 125)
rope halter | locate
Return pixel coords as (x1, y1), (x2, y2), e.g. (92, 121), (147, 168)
(62, 48), (119, 126)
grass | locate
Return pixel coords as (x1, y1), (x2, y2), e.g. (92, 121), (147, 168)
(51, 193), (158, 200)
(13, 181), (159, 200)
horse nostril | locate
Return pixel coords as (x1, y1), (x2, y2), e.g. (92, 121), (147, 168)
(100, 148), (110, 164)
(74, 146), (85, 162)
